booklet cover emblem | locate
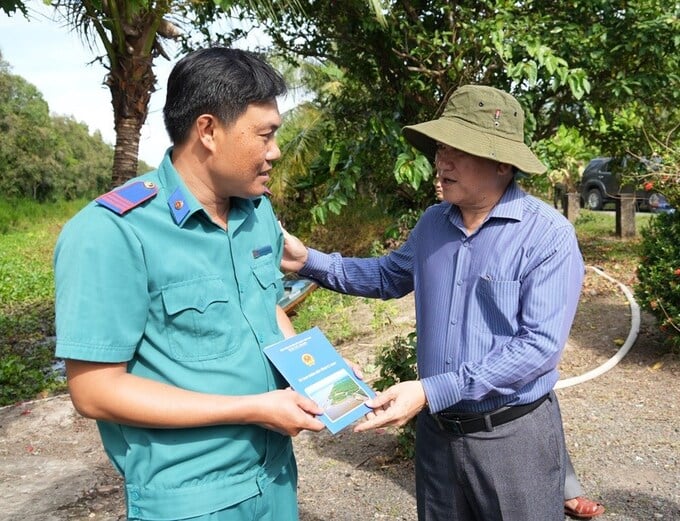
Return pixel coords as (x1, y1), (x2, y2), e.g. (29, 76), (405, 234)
(264, 327), (375, 434)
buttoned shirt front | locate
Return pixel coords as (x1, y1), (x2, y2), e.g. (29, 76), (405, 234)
(300, 182), (585, 414)
(54, 151), (291, 520)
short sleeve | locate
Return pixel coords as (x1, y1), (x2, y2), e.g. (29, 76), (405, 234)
(54, 207), (149, 362)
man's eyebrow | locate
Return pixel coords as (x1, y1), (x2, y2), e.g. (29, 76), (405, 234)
(261, 122), (280, 132)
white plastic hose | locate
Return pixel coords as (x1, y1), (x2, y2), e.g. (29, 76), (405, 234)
(555, 265), (640, 389)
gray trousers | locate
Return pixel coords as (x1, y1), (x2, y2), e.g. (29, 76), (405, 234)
(564, 453), (584, 500)
(415, 392), (566, 521)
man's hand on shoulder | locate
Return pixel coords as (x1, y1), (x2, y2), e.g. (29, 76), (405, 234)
(280, 224), (309, 273)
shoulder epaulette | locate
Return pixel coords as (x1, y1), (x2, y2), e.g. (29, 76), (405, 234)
(96, 181), (158, 215)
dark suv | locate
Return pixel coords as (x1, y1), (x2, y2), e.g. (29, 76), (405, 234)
(579, 157), (672, 212)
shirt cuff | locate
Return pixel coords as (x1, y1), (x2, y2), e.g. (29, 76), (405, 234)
(421, 373), (462, 414)
(300, 248), (333, 278)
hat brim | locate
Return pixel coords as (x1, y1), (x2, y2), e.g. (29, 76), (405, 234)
(403, 118), (546, 175)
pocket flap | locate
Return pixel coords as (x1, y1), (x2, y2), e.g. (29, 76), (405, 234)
(252, 262), (283, 290)
(161, 278), (229, 315)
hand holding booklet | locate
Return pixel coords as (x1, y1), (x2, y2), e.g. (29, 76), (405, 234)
(264, 327), (375, 434)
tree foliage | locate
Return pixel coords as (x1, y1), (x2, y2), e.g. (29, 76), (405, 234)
(3, 0), (315, 188)
(47, 0), (184, 187)
(249, 0), (679, 223)
(0, 0), (26, 15)
(0, 53), (114, 201)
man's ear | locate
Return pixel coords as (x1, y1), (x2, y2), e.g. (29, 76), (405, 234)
(195, 114), (218, 151)
(498, 162), (514, 177)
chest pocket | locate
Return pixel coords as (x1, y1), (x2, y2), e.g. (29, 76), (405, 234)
(251, 260), (284, 333)
(474, 277), (521, 336)
(252, 261), (281, 290)
(161, 277), (237, 361)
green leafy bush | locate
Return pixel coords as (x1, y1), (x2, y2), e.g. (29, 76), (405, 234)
(0, 350), (62, 405)
(374, 332), (418, 458)
(0, 198), (74, 405)
(0, 299), (63, 406)
(635, 212), (680, 352)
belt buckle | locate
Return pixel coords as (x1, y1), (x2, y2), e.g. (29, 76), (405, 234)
(435, 414), (465, 435)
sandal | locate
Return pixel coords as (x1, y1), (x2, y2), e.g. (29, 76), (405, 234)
(564, 496), (605, 519)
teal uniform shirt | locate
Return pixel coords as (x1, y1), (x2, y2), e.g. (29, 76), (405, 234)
(54, 151), (293, 520)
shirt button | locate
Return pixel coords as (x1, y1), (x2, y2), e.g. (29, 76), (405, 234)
(456, 280), (462, 286)
(131, 491), (140, 500)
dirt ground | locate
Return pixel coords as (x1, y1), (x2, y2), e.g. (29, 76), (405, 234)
(1, 266), (679, 521)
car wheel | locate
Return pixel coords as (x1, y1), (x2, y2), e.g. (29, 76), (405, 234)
(585, 188), (604, 211)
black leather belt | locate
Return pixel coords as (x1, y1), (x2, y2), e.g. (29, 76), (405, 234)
(433, 394), (549, 435)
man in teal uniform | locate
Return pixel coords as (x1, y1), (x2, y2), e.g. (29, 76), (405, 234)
(54, 48), (325, 521)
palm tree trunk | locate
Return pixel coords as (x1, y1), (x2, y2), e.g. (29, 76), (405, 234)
(108, 54), (155, 188)
(112, 117), (144, 188)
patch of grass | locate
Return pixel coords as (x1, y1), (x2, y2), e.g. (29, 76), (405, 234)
(370, 299), (400, 331)
(0, 199), (82, 405)
(290, 288), (357, 344)
(0, 298), (64, 406)
(0, 230), (56, 302)
(575, 210), (655, 266)
(0, 198), (88, 235)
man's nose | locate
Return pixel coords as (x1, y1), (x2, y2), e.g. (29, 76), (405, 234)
(267, 141), (281, 162)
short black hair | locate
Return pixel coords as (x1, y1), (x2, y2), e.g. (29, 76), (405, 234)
(163, 47), (287, 145)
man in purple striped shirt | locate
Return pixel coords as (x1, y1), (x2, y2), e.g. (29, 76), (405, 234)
(282, 85), (585, 521)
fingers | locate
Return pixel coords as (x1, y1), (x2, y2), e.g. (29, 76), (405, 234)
(259, 389), (325, 436)
(353, 381), (425, 433)
(280, 224), (308, 272)
(294, 414), (326, 435)
(363, 389), (394, 409)
(343, 357), (364, 380)
(354, 409), (398, 432)
(297, 394), (324, 417)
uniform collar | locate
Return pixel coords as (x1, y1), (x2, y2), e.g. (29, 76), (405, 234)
(157, 148), (264, 228)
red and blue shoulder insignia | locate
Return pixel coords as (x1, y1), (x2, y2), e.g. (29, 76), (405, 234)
(96, 181), (158, 215)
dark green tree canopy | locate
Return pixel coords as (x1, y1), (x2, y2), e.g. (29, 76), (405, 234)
(0, 52), (114, 201)
(249, 0), (679, 222)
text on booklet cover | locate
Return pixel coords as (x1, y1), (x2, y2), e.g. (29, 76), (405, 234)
(264, 327), (375, 434)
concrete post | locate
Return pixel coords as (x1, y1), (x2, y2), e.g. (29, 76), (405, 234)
(616, 194), (636, 238)
(563, 193), (581, 223)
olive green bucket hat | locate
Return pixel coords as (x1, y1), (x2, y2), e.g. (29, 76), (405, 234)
(402, 85), (546, 174)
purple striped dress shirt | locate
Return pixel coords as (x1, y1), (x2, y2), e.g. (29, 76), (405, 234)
(300, 182), (585, 414)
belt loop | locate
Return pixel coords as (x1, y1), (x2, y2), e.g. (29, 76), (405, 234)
(483, 413), (494, 432)
(433, 413), (444, 431)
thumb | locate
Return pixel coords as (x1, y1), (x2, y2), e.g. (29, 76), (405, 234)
(298, 394), (324, 415)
